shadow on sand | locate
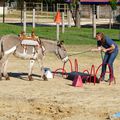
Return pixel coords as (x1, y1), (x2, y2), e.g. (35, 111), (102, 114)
(7, 71), (100, 83)
(8, 72), (42, 81)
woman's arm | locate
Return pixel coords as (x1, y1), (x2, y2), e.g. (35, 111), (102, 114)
(102, 44), (115, 53)
(91, 46), (102, 52)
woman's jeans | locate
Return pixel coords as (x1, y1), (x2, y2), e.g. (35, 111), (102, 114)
(101, 49), (118, 80)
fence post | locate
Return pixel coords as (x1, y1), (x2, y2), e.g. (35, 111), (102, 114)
(92, 4), (96, 38)
(96, 5), (100, 19)
(57, 24), (60, 41)
(23, 1), (26, 33)
(33, 3), (35, 29)
(62, 12), (65, 33)
(68, 10), (71, 27)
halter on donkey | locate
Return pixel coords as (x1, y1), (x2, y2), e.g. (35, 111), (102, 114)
(0, 34), (68, 81)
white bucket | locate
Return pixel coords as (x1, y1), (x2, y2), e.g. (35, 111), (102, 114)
(44, 68), (53, 79)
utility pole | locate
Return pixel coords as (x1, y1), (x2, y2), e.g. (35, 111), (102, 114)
(21, 0), (24, 25)
(3, 0), (5, 23)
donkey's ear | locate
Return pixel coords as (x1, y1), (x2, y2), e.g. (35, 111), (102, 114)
(57, 41), (60, 45)
(38, 36), (41, 40)
(60, 40), (64, 44)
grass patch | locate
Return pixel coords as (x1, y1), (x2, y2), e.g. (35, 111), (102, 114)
(0, 23), (120, 45)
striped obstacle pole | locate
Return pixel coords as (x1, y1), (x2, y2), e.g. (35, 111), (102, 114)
(53, 59), (73, 78)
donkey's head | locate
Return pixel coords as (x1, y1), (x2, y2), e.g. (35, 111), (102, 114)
(56, 41), (69, 63)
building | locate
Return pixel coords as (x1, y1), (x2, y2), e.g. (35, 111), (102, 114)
(0, 1), (8, 15)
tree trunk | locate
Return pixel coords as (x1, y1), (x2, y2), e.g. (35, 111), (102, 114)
(68, 3), (76, 25)
(68, 1), (81, 27)
(75, 1), (80, 27)
(3, 0), (5, 23)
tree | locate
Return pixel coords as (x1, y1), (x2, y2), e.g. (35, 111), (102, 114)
(109, 0), (117, 10)
(65, 0), (81, 27)
(109, 0), (118, 26)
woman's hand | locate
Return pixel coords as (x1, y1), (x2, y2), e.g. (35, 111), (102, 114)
(91, 49), (96, 52)
(91, 47), (102, 52)
(102, 48), (107, 53)
(102, 44), (115, 53)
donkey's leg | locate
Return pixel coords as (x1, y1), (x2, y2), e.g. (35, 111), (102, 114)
(37, 58), (47, 81)
(3, 59), (10, 80)
(1, 45), (17, 80)
(0, 55), (10, 80)
(28, 59), (35, 81)
(0, 60), (2, 80)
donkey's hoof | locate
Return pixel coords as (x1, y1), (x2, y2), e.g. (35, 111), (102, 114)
(28, 75), (33, 81)
(5, 76), (10, 80)
(1, 73), (4, 77)
(0, 73), (4, 80)
(42, 75), (48, 81)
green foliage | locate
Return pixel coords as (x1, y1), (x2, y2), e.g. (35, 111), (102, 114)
(109, 0), (117, 10)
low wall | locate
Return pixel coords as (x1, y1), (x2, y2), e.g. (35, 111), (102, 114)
(0, 7), (8, 15)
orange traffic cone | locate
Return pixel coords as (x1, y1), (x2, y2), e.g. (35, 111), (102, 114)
(72, 75), (83, 87)
(54, 11), (61, 24)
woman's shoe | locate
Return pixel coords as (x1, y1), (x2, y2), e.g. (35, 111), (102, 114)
(108, 77), (115, 82)
(108, 77), (116, 84)
(99, 78), (105, 82)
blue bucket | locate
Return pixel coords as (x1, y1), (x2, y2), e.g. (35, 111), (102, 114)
(111, 112), (120, 119)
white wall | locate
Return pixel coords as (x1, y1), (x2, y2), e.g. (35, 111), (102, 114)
(0, 7), (8, 15)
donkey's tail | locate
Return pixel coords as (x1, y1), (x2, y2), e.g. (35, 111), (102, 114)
(0, 37), (4, 60)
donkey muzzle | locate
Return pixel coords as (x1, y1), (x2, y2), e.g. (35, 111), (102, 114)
(62, 56), (69, 63)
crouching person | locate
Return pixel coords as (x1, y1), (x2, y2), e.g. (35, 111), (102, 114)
(91, 32), (119, 82)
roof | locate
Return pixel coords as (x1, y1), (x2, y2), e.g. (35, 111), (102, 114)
(80, 0), (120, 4)
(81, 0), (109, 2)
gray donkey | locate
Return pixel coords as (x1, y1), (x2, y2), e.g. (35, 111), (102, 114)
(0, 34), (68, 81)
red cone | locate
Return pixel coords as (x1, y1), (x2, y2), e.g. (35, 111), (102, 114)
(54, 11), (61, 24)
(72, 75), (83, 87)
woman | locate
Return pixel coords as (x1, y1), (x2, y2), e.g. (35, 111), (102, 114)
(91, 32), (119, 82)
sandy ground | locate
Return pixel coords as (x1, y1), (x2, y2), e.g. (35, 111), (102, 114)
(0, 45), (120, 120)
